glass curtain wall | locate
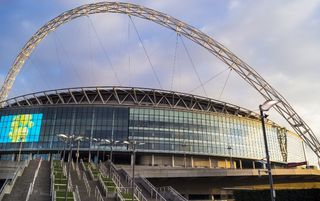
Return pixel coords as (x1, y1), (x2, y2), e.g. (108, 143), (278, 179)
(0, 105), (303, 162)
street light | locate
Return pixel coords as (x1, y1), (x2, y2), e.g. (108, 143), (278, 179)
(227, 146), (233, 169)
(75, 136), (84, 164)
(259, 100), (279, 201)
(123, 140), (145, 201)
(57, 133), (82, 201)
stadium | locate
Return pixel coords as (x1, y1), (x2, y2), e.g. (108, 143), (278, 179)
(0, 86), (305, 167)
(1, 2), (320, 201)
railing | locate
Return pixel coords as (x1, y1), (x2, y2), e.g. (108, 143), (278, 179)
(135, 186), (148, 201)
(25, 183), (33, 201)
(75, 163), (81, 179)
(51, 190), (56, 201)
(68, 171), (73, 192)
(94, 186), (104, 201)
(74, 185), (81, 201)
(99, 163), (108, 177)
(0, 179), (9, 200)
(88, 166), (95, 180)
(138, 177), (166, 201)
(62, 162), (67, 177)
(158, 186), (188, 201)
(116, 186), (147, 201)
(109, 162), (124, 189)
(71, 160), (75, 170)
(118, 169), (147, 201)
(0, 161), (28, 200)
(97, 174), (108, 196)
(83, 172), (91, 196)
(25, 158), (42, 201)
(0, 179), (8, 195)
(50, 171), (54, 196)
(80, 159), (87, 171)
(11, 166), (21, 185)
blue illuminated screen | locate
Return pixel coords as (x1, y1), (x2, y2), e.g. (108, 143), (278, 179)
(0, 113), (43, 143)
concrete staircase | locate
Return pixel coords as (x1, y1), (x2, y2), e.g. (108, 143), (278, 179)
(69, 162), (116, 201)
(2, 160), (39, 201)
(70, 165), (92, 201)
(29, 160), (51, 201)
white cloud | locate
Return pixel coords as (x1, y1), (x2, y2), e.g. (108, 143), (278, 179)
(2, 0), (320, 165)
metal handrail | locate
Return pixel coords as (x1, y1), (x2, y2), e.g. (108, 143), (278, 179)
(75, 164), (81, 179)
(71, 160), (75, 170)
(139, 177), (166, 201)
(25, 183), (33, 201)
(80, 159), (87, 171)
(68, 171), (73, 191)
(0, 179), (8, 194)
(109, 162), (124, 189)
(26, 158), (42, 201)
(158, 186), (188, 201)
(52, 190), (56, 201)
(74, 185), (81, 201)
(94, 186), (104, 201)
(135, 186), (148, 201)
(88, 166), (95, 180)
(97, 174), (108, 195)
(119, 169), (147, 201)
(83, 172), (91, 196)
(62, 162), (67, 176)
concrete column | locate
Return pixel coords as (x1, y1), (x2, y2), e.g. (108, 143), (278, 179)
(239, 159), (243, 169)
(209, 157), (212, 168)
(252, 161), (255, 169)
(191, 156), (194, 168)
(151, 154), (155, 166)
(172, 155), (175, 167)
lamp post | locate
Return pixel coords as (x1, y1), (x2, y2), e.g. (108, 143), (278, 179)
(227, 146), (233, 169)
(57, 133), (82, 201)
(75, 136), (83, 164)
(123, 140), (145, 201)
(259, 100), (279, 201)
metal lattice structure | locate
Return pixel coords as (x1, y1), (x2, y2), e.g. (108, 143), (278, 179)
(0, 2), (319, 158)
(0, 86), (261, 119)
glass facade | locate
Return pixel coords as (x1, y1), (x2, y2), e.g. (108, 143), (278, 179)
(0, 105), (302, 162)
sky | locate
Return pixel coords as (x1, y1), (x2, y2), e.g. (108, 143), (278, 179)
(1, 0), (320, 164)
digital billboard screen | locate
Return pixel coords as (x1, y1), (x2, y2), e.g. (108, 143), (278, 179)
(0, 113), (43, 143)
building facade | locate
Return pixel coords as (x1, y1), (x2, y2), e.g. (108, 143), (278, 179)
(0, 87), (304, 167)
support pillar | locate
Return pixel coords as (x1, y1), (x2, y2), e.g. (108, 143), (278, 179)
(151, 154), (155, 166)
(191, 156), (194, 168)
(172, 155), (175, 167)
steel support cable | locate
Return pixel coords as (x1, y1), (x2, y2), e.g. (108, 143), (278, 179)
(0, 2), (319, 158)
(189, 68), (230, 93)
(88, 16), (122, 86)
(127, 17), (132, 86)
(53, 33), (84, 85)
(170, 33), (180, 91)
(129, 15), (163, 89)
(218, 69), (232, 100)
(180, 36), (207, 97)
(87, 17), (95, 85)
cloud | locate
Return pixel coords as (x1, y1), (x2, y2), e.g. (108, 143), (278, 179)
(1, 0), (320, 165)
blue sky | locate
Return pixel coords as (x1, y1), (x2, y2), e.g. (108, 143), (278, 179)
(1, 0), (320, 163)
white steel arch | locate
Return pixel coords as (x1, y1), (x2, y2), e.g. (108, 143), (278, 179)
(0, 2), (319, 158)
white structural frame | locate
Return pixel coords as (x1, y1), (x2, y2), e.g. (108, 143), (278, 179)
(0, 2), (319, 158)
